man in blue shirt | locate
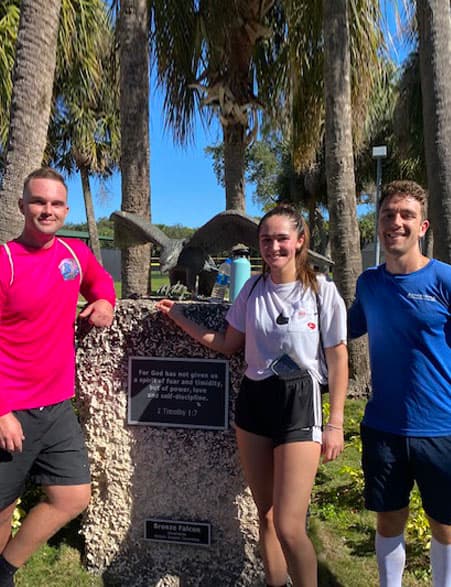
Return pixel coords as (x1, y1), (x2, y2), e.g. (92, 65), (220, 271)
(349, 180), (451, 587)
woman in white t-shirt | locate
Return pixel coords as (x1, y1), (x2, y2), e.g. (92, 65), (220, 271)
(157, 204), (348, 587)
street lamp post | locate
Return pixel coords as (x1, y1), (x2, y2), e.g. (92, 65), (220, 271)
(372, 145), (387, 265)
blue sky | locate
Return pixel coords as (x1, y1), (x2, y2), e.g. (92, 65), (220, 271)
(65, 1), (410, 229)
(66, 89), (263, 228)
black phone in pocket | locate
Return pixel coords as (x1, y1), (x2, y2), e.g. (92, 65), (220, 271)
(270, 354), (301, 376)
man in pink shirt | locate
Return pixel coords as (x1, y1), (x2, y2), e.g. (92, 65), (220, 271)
(0, 168), (116, 586)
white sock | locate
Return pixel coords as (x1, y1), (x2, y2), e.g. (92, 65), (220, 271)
(431, 537), (451, 587)
(375, 532), (406, 587)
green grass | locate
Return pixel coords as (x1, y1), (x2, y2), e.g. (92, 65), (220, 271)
(13, 399), (432, 586)
(113, 272), (169, 299)
(15, 544), (102, 587)
(150, 273), (169, 292)
(14, 518), (102, 587)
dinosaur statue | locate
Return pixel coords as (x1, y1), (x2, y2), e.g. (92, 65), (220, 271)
(111, 209), (333, 295)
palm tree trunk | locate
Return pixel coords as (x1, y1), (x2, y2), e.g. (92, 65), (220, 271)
(119, 0), (151, 297)
(417, 0), (451, 264)
(221, 0), (274, 213)
(80, 166), (102, 264)
(323, 0), (370, 396)
(0, 0), (62, 242)
(223, 122), (246, 211)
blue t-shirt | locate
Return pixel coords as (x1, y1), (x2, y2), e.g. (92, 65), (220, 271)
(348, 259), (451, 436)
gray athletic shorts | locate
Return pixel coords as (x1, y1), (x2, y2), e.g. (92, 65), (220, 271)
(0, 400), (91, 509)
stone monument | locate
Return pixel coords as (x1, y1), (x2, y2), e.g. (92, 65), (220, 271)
(76, 300), (263, 587)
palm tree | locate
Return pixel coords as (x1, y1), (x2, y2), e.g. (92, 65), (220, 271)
(260, 1), (382, 170)
(153, 0), (275, 212)
(46, 0), (119, 264)
(389, 50), (434, 255)
(272, 0), (381, 394)
(416, 0), (451, 263)
(322, 0), (370, 394)
(378, 2), (450, 260)
(47, 89), (120, 264)
(0, 0), (118, 251)
(392, 52), (426, 184)
(0, 0), (62, 242)
(119, 0), (152, 296)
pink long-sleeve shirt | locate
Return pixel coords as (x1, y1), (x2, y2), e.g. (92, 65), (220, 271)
(0, 238), (116, 416)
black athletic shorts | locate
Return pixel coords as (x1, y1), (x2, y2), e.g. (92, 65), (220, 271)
(0, 400), (91, 509)
(235, 374), (322, 447)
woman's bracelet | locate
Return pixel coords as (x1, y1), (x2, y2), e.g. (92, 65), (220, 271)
(325, 423), (343, 431)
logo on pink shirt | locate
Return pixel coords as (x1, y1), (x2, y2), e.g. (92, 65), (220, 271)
(59, 258), (80, 281)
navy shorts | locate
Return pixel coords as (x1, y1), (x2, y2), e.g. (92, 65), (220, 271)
(0, 400), (91, 510)
(361, 424), (451, 525)
(235, 374), (322, 447)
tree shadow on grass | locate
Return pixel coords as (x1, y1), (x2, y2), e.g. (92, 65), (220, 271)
(345, 525), (375, 558)
(313, 473), (365, 511)
(312, 473), (376, 563)
(318, 561), (346, 586)
(48, 515), (84, 551)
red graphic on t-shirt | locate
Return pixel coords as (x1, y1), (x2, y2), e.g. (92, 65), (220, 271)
(307, 322), (316, 330)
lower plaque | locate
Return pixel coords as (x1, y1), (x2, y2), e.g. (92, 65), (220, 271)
(145, 518), (211, 547)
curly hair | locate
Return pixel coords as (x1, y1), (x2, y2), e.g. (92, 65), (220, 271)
(380, 180), (427, 219)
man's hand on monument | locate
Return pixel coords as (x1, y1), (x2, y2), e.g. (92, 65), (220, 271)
(0, 412), (25, 452)
(79, 299), (114, 327)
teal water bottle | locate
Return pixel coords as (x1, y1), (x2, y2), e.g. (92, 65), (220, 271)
(230, 244), (251, 302)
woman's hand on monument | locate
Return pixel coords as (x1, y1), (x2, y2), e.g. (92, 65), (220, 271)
(156, 299), (180, 320)
(157, 299), (244, 354)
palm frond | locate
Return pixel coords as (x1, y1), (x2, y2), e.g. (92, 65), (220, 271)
(278, 0), (384, 172)
(0, 0), (20, 148)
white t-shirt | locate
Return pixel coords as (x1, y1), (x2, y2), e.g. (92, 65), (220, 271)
(226, 273), (347, 383)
